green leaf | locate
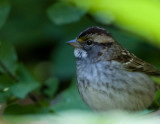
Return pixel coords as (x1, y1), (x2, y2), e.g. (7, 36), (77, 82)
(0, 75), (14, 103)
(0, 0), (10, 29)
(43, 77), (59, 98)
(92, 12), (114, 25)
(0, 41), (17, 74)
(16, 64), (34, 82)
(10, 81), (40, 99)
(0, 75), (14, 90)
(10, 64), (40, 99)
(152, 76), (160, 84)
(52, 78), (90, 112)
(47, 2), (86, 25)
(4, 104), (50, 115)
(0, 92), (11, 103)
(153, 90), (160, 108)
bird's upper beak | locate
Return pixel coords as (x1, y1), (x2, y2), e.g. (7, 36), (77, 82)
(66, 39), (81, 48)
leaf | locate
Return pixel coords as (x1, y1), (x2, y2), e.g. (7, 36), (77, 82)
(68, 0), (160, 47)
(43, 77), (59, 98)
(47, 2), (86, 25)
(52, 78), (90, 112)
(152, 77), (160, 84)
(0, 92), (10, 103)
(0, 75), (15, 90)
(153, 90), (160, 108)
(10, 81), (40, 99)
(10, 64), (40, 99)
(0, 75), (14, 103)
(0, 0), (10, 29)
(92, 11), (115, 25)
(4, 104), (50, 115)
(0, 41), (17, 74)
(152, 76), (160, 107)
(16, 64), (34, 82)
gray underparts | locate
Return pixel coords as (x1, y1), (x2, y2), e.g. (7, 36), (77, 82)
(76, 60), (156, 111)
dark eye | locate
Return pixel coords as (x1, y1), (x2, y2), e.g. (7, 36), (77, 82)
(86, 40), (92, 45)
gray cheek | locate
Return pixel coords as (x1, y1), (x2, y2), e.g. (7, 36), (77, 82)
(83, 45), (91, 51)
(74, 48), (88, 59)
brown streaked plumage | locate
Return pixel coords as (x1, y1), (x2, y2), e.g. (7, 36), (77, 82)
(67, 26), (160, 111)
(77, 27), (114, 44)
(78, 27), (112, 38)
(112, 48), (160, 76)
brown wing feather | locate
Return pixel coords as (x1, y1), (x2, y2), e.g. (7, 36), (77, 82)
(114, 49), (160, 76)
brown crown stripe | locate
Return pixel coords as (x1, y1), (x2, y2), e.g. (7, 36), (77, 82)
(78, 27), (112, 38)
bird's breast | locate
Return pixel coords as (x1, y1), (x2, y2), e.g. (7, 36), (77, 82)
(76, 60), (156, 111)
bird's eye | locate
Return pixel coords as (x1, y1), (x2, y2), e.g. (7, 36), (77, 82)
(86, 40), (92, 45)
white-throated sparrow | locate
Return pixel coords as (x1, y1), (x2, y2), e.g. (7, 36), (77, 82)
(67, 27), (160, 111)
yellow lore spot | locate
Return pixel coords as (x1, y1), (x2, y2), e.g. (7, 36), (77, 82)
(77, 38), (84, 43)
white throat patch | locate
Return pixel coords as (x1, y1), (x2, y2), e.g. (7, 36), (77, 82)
(74, 48), (88, 59)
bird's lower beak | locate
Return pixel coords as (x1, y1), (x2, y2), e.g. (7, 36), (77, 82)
(66, 39), (81, 48)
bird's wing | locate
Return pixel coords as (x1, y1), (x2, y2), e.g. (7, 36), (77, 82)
(112, 49), (160, 108)
(113, 49), (160, 76)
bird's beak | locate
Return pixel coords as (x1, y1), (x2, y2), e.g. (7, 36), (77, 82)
(66, 39), (81, 48)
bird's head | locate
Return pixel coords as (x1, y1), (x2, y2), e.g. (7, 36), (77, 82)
(67, 27), (119, 62)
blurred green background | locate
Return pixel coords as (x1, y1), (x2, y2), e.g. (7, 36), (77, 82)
(0, 0), (160, 119)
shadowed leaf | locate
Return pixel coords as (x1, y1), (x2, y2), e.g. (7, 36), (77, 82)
(52, 79), (90, 112)
(47, 2), (87, 25)
(0, 0), (10, 29)
(0, 41), (17, 74)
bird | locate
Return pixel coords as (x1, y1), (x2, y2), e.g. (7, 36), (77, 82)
(66, 26), (160, 111)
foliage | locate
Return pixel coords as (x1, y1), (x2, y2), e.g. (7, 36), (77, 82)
(52, 79), (89, 112)
(0, 0), (159, 122)
(47, 2), (87, 25)
(67, 0), (160, 46)
(0, 0), (10, 30)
